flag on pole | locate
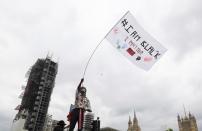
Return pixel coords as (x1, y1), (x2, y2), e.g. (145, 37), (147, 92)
(106, 11), (167, 70)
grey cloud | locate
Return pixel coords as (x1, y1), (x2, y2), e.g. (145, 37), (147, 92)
(0, 112), (12, 131)
(163, 0), (202, 60)
(1, 0), (202, 131)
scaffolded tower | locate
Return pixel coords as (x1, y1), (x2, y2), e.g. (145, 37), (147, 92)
(14, 56), (58, 131)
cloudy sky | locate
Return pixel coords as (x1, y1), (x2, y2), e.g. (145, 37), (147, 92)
(0, 0), (202, 131)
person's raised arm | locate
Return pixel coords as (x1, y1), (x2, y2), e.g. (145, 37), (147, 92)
(77, 78), (84, 91)
(75, 78), (84, 99)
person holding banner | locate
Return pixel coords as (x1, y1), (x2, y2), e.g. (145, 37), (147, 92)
(69, 78), (92, 131)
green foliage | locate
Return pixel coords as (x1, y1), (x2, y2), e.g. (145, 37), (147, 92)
(100, 127), (119, 131)
(165, 128), (173, 131)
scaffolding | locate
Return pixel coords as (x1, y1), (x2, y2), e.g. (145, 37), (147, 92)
(16, 56), (58, 131)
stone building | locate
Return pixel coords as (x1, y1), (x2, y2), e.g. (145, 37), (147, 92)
(177, 112), (198, 131)
(127, 111), (141, 131)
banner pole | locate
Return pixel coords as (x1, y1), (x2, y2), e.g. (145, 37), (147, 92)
(82, 11), (130, 78)
(82, 37), (105, 78)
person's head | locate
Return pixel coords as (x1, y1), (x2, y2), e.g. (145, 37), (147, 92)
(80, 86), (86, 96)
(57, 120), (66, 127)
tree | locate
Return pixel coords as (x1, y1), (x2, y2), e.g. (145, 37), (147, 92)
(100, 127), (119, 131)
(166, 128), (173, 131)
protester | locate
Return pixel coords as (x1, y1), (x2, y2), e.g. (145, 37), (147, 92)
(53, 120), (66, 131)
(68, 78), (92, 131)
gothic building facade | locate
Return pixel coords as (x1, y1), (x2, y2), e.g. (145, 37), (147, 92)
(127, 111), (141, 131)
(177, 112), (198, 131)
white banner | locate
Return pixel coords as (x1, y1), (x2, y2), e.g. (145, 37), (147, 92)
(106, 11), (167, 70)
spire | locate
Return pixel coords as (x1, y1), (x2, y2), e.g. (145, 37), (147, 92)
(183, 104), (187, 117)
(177, 114), (181, 121)
(133, 108), (137, 123)
(128, 116), (132, 131)
(134, 109), (136, 119)
(189, 111), (192, 118)
(128, 116), (132, 124)
(183, 105), (190, 120)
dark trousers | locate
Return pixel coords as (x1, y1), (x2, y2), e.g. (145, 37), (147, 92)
(69, 108), (84, 131)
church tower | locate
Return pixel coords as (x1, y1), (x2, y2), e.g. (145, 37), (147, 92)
(177, 112), (198, 131)
(127, 110), (141, 131)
